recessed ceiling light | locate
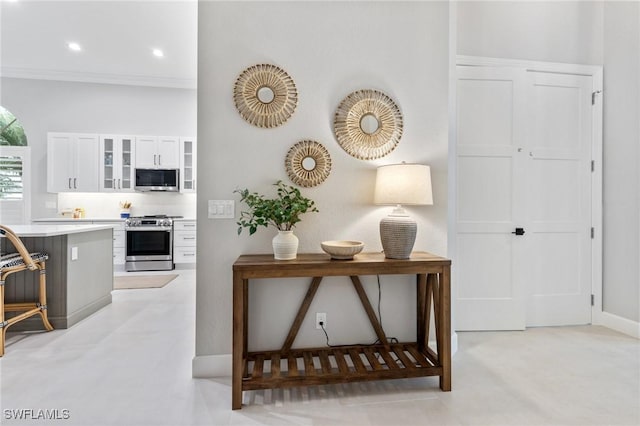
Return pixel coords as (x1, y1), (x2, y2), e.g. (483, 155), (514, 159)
(67, 42), (82, 52)
(152, 48), (164, 58)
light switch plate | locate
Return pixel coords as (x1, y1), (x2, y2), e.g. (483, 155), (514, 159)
(71, 246), (78, 260)
(208, 200), (235, 219)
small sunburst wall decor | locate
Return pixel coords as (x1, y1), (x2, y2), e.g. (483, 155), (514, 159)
(285, 140), (332, 187)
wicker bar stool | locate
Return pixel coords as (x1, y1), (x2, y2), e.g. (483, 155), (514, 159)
(0, 225), (54, 356)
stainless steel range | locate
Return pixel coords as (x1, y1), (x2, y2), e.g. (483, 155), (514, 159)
(124, 215), (181, 272)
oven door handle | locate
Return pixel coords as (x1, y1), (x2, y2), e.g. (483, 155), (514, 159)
(125, 228), (172, 232)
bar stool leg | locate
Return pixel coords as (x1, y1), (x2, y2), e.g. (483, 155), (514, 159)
(37, 263), (54, 331)
(1, 277), (6, 357)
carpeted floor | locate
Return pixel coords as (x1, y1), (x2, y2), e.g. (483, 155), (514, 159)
(113, 274), (178, 290)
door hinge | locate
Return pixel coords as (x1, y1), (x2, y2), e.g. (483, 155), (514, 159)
(591, 227), (595, 239)
(591, 294), (595, 306)
(591, 160), (595, 172)
(592, 90), (602, 105)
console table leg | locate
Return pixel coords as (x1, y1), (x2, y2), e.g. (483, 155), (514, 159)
(417, 274), (427, 350)
(232, 275), (245, 410)
(428, 274), (439, 355)
(439, 268), (452, 391)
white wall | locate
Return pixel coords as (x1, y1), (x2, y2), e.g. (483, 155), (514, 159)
(196, 1), (450, 366)
(602, 1), (640, 323)
(457, 1), (640, 324)
(0, 77), (197, 219)
(457, 1), (603, 65)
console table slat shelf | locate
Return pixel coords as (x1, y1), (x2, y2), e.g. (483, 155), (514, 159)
(242, 343), (442, 390)
(232, 251), (451, 410)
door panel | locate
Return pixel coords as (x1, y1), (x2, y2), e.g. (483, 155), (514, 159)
(75, 134), (99, 192)
(525, 72), (592, 327)
(455, 66), (527, 330)
(458, 156), (512, 222)
(47, 133), (75, 192)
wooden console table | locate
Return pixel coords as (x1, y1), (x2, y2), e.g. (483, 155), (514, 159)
(232, 251), (451, 410)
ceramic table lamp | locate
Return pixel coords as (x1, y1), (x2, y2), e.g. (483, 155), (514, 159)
(374, 163), (433, 259)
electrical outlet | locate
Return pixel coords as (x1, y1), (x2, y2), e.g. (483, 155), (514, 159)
(315, 312), (326, 330)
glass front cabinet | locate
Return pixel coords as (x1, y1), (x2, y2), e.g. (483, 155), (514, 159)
(99, 135), (135, 192)
(180, 137), (197, 193)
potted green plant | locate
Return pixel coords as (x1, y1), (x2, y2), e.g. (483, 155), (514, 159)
(234, 180), (319, 260)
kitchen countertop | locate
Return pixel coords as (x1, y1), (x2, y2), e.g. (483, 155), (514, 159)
(32, 218), (124, 223)
(33, 217), (196, 222)
(2, 224), (115, 237)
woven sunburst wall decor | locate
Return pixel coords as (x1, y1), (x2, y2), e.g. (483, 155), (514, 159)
(233, 64), (298, 128)
(285, 140), (332, 187)
(333, 89), (403, 160)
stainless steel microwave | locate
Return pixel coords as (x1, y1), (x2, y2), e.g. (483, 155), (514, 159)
(135, 168), (179, 192)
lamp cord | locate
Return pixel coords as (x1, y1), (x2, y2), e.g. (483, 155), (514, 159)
(321, 275), (397, 347)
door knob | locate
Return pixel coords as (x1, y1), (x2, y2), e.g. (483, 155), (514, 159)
(512, 228), (525, 236)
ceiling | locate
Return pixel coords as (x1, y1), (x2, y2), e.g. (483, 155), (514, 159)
(0, 1), (197, 89)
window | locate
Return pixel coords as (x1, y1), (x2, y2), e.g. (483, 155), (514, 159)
(0, 147), (30, 224)
(0, 155), (24, 200)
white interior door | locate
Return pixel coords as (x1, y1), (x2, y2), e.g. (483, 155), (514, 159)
(455, 65), (594, 330)
(525, 72), (592, 327)
(455, 66), (528, 330)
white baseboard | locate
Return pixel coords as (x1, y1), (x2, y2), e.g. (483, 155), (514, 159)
(451, 331), (458, 355)
(191, 334), (459, 378)
(192, 354), (232, 378)
(597, 312), (640, 339)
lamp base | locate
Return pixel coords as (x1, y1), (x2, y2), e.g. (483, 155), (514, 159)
(379, 213), (417, 259)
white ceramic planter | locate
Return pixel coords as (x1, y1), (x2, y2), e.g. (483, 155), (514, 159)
(272, 230), (298, 260)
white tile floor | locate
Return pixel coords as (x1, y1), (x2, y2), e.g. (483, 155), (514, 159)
(1, 269), (639, 425)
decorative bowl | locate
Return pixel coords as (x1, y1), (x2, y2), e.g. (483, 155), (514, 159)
(321, 240), (364, 260)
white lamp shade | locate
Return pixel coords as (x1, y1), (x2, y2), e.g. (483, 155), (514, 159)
(374, 163), (433, 205)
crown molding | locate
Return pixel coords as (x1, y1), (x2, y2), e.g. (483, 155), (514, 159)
(1, 66), (196, 90)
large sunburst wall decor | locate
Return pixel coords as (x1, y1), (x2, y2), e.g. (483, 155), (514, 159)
(233, 64), (298, 128)
(333, 89), (403, 160)
(285, 140), (332, 187)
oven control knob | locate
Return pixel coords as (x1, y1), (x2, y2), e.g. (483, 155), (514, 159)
(125, 219), (131, 226)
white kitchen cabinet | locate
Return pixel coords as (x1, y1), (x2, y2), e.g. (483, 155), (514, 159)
(173, 220), (196, 264)
(47, 133), (99, 193)
(179, 137), (197, 193)
(135, 136), (179, 169)
(102, 221), (126, 266)
(99, 135), (135, 192)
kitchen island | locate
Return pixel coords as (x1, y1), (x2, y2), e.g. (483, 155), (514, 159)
(1, 224), (114, 329)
